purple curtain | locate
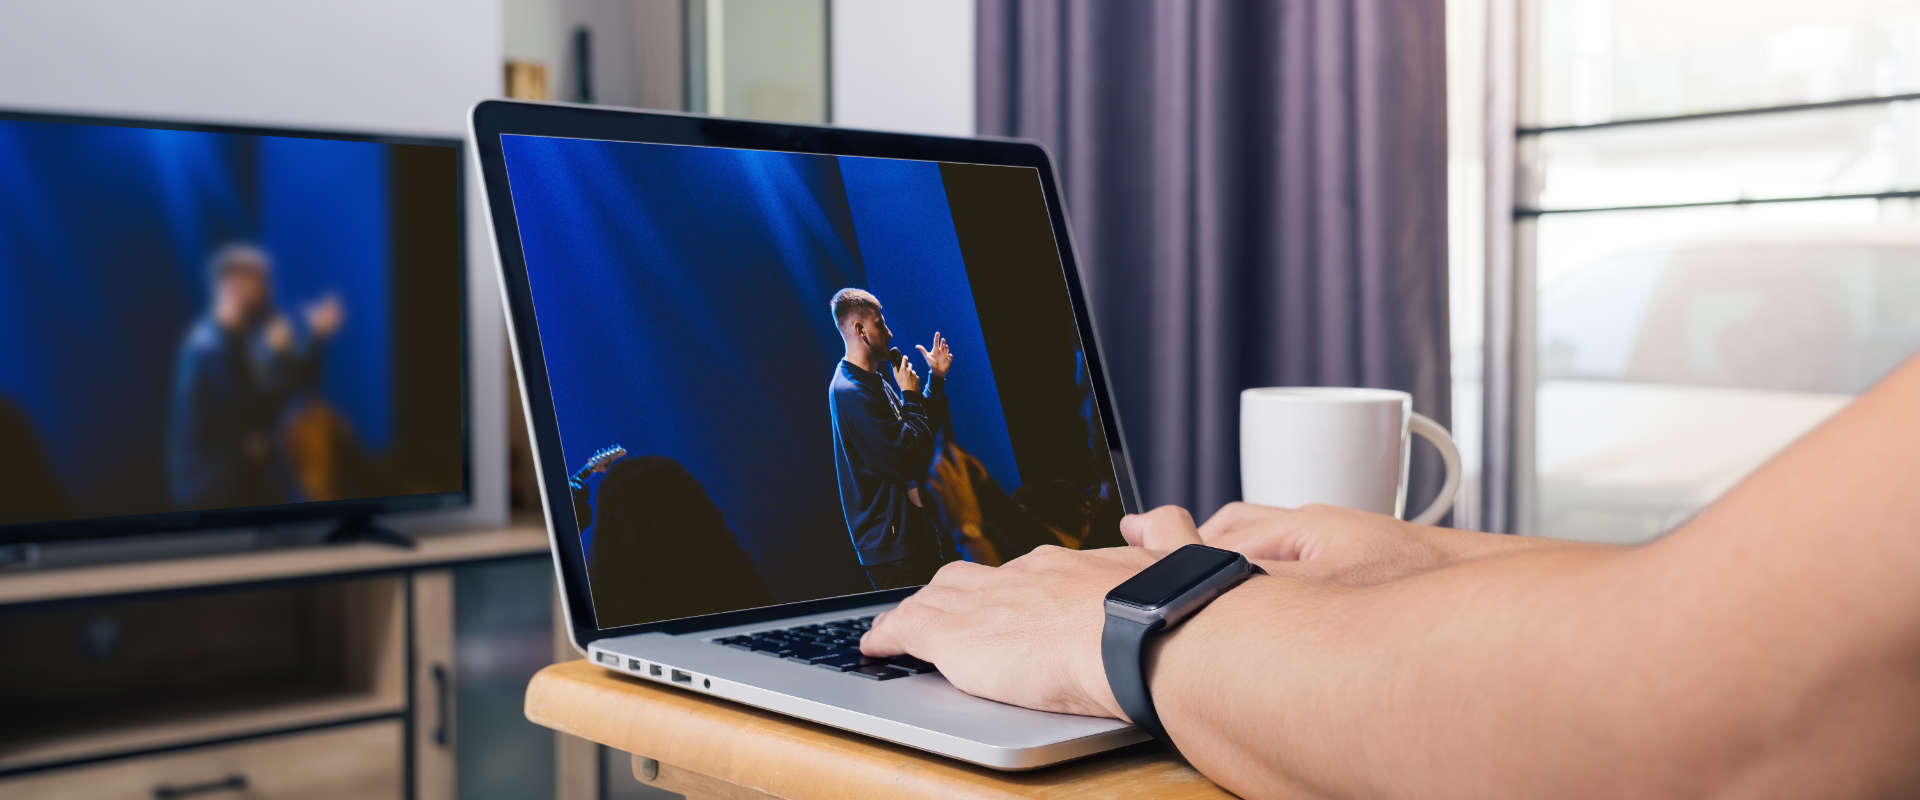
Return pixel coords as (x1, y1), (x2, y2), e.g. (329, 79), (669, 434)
(977, 0), (1452, 517)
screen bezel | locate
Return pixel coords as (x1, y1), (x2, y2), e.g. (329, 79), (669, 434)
(470, 100), (1145, 646)
(0, 108), (473, 546)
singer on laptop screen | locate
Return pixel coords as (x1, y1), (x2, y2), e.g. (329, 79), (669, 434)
(500, 136), (1125, 629)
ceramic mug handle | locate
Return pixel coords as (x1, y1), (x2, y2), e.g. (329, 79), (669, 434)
(1406, 413), (1461, 526)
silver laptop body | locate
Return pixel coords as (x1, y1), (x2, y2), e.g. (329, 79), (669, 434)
(472, 100), (1149, 770)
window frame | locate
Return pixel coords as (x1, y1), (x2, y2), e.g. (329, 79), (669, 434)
(1477, 0), (1920, 534)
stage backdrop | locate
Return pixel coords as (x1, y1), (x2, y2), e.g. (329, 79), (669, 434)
(504, 137), (1020, 602)
(0, 122), (395, 518)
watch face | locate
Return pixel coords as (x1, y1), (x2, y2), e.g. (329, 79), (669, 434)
(1108, 545), (1242, 610)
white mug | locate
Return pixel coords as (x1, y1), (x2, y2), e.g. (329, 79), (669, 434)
(1239, 387), (1461, 525)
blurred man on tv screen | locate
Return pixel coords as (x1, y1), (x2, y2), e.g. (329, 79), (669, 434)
(167, 242), (342, 510)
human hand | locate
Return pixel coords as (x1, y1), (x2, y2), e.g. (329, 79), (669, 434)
(929, 446), (984, 531)
(861, 532), (1182, 719)
(916, 331), (953, 378)
(892, 354), (923, 394)
(1123, 501), (1452, 586)
(305, 293), (344, 340)
(265, 315), (295, 353)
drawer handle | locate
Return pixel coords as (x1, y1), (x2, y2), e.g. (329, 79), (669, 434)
(432, 662), (451, 748)
(152, 773), (248, 799)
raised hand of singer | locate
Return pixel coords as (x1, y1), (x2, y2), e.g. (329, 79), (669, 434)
(892, 353), (922, 394)
(305, 292), (344, 340)
(916, 330), (953, 378)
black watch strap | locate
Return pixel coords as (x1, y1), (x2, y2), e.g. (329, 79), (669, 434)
(1101, 613), (1170, 744)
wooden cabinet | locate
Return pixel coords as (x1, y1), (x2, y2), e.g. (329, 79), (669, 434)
(0, 525), (591, 799)
(413, 568), (457, 799)
(0, 576), (407, 774)
(0, 721), (403, 800)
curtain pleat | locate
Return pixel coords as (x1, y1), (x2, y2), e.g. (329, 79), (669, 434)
(977, 0), (1451, 517)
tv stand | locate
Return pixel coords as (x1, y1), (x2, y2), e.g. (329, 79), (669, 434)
(325, 516), (418, 549)
(0, 520), (588, 799)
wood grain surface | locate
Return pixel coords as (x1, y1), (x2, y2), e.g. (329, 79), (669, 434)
(525, 659), (1233, 800)
(0, 524), (549, 606)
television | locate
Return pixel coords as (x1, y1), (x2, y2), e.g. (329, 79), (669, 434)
(0, 110), (468, 547)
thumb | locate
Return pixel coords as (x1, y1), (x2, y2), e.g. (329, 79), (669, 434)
(1119, 505), (1203, 552)
(916, 344), (931, 358)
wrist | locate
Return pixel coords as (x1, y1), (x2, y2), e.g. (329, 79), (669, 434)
(1080, 643), (1126, 720)
(1140, 575), (1303, 728)
(1431, 527), (1582, 565)
(1100, 546), (1266, 732)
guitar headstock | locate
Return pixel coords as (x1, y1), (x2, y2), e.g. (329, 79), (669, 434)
(582, 444), (627, 476)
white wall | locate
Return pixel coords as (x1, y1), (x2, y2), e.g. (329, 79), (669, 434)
(504, 0), (685, 109)
(830, 0), (975, 136)
(0, 1), (499, 137)
(0, 0), (510, 531)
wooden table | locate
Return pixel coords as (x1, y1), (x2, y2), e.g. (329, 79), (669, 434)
(524, 660), (1233, 799)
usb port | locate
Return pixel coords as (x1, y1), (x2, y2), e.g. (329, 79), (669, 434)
(649, 664), (663, 677)
(670, 669), (692, 684)
(596, 651), (618, 666)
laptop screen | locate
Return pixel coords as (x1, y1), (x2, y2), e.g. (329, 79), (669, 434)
(499, 135), (1124, 629)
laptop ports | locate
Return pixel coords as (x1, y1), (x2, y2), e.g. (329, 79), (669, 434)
(670, 669), (693, 685)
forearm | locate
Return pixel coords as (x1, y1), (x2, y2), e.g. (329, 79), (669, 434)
(1165, 358), (1920, 797)
(1426, 524), (1602, 564)
(1151, 543), (1778, 799)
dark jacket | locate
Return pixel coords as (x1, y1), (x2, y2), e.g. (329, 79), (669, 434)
(828, 358), (948, 566)
(167, 316), (321, 509)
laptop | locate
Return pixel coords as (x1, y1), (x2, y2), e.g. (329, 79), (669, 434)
(471, 100), (1149, 770)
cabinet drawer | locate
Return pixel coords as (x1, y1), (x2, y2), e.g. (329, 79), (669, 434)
(0, 720), (402, 800)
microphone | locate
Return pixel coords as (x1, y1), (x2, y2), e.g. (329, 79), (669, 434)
(887, 347), (905, 368)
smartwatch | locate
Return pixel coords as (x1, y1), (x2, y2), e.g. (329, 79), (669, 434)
(1102, 544), (1260, 747)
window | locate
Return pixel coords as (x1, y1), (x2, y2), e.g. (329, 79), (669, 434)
(1465, 0), (1920, 541)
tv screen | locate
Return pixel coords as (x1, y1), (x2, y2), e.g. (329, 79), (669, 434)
(0, 112), (467, 542)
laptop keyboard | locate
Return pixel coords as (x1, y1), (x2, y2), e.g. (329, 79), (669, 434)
(712, 615), (938, 681)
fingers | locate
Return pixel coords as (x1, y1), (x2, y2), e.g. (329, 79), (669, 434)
(926, 559), (994, 590)
(1249, 558), (1308, 579)
(1002, 543), (1062, 569)
(1198, 501), (1282, 541)
(858, 610), (910, 656)
(1199, 501), (1313, 559)
(916, 344), (931, 360)
(860, 596), (950, 657)
(1118, 505), (1202, 551)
